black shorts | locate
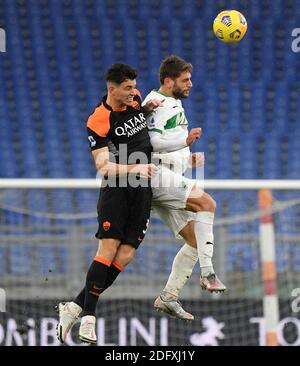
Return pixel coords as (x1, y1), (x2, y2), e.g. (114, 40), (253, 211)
(95, 185), (152, 249)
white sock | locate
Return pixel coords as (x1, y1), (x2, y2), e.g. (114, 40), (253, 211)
(162, 244), (198, 300)
(194, 211), (215, 276)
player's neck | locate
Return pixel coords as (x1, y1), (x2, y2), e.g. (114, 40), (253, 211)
(106, 95), (126, 111)
(158, 86), (175, 99)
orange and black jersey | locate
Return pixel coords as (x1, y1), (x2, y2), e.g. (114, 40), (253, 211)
(86, 90), (152, 162)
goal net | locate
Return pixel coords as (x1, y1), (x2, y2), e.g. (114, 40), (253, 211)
(0, 180), (299, 346)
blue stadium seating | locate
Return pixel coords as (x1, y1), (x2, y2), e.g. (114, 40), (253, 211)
(36, 246), (59, 274)
(1, 0), (299, 179)
(0, 248), (5, 274)
(226, 243), (259, 273)
(291, 244), (300, 271)
(9, 245), (32, 274)
(226, 242), (300, 273)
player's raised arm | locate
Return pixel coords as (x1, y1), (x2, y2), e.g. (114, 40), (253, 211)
(149, 131), (188, 152)
(143, 98), (165, 116)
(149, 126), (202, 153)
(186, 128), (202, 146)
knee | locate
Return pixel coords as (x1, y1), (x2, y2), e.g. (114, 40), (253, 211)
(124, 249), (135, 265)
(118, 246), (136, 267)
(187, 188), (216, 213)
(196, 195), (216, 212)
(186, 237), (197, 248)
(209, 197), (217, 212)
(95, 239), (119, 261)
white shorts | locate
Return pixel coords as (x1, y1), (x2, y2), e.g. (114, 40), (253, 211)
(151, 165), (198, 239)
(153, 205), (196, 240)
(151, 165), (196, 210)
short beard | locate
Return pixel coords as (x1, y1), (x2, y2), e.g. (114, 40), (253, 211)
(172, 87), (188, 99)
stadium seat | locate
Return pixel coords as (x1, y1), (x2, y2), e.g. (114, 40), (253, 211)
(9, 245), (32, 275)
(275, 244), (290, 273)
(36, 246), (58, 274)
(291, 244), (300, 272)
(226, 244), (258, 273)
(0, 248), (5, 274)
(152, 245), (182, 273)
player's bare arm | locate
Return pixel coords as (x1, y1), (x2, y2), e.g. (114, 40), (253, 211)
(92, 147), (157, 178)
(150, 126), (202, 153)
(143, 98), (165, 115)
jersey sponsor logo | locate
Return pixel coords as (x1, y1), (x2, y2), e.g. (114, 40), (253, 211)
(103, 221), (111, 231)
(115, 113), (147, 137)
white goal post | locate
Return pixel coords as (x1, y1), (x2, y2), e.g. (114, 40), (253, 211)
(0, 179), (300, 190)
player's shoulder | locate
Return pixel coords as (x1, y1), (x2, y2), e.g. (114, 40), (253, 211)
(87, 103), (111, 136)
(143, 89), (166, 104)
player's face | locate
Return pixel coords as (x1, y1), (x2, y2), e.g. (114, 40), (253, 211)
(112, 79), (137, 107)
(172, 71), (193, 99)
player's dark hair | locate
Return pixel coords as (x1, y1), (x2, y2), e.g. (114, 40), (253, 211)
(105, 63), (138, 85)
(159, 55), (193, 84)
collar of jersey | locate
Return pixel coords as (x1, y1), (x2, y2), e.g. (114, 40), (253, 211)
(102, 95), (127, 112)
(153, 89), (171, 98)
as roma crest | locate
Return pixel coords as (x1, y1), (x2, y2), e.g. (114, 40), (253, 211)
(103, 221), (111, 231)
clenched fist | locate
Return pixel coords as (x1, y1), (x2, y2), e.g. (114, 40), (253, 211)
(186, 128), (202, 146)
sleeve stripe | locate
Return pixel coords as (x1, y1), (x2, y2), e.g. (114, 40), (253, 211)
(148, 128), (163, 134)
